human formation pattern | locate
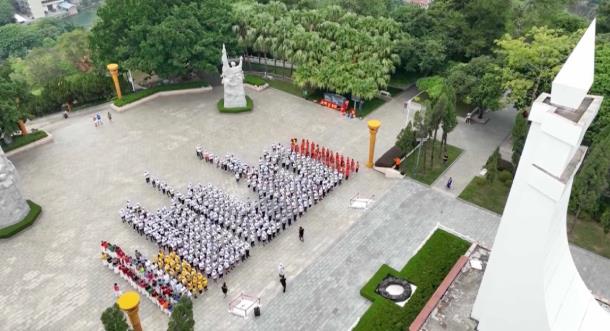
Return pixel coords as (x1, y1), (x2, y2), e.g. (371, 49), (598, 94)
(119, 140), (357, 283)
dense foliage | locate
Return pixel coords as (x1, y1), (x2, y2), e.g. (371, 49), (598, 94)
(91, 0), (237, 79)
(100, 304), (130, 331)
(168, 296), (195, 331)
(355, 229), (470, 331)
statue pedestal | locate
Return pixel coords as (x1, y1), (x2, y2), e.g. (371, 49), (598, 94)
(0, 147), (30, 229)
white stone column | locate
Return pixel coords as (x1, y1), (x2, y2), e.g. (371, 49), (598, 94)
(0, 146), (30, 228)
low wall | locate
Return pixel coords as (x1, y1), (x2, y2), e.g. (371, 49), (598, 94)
(111, 86), (213, 112)
(245, 83), (269, 92)
(373, 166), (404, 178)
(5, 132), (54, 158)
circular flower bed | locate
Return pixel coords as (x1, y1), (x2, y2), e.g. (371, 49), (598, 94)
(375, 275), (412, 302)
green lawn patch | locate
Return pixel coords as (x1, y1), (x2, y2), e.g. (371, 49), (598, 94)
(244, 74), (267, 87)
(0, 200), (42, 238)
(355, 229), (470, 331)
(459, 176), (511, 214)
(217, 96), (254, 113)
(113, 81), (208, 107)
(389, 71), (419, 88)
(400, 142), (462, 185)
(568, 216), (610, 259)
(1, 130), (48, 153)
(357, 98), (387, 118)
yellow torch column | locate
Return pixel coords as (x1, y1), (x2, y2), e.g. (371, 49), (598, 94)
(367, 119), (381, 168)
(107, 63), (122, 100)
(117, 291), (143, 331)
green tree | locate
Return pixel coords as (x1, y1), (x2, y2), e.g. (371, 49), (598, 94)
(598, 0), (610, 34)
(0, 0), (14, 26)
(448, 56), (504, 118)
(168, 296), (194, 331)
(570, 127), (610, 232)
(496, 27), (577, 111)
(0, 18), (73, 60)
(101, 304), (130, 331)
(396, 121), (417, 154)
(486, 148), (499, 183)
(511, 112), (528, 167)
(0, 77), (28, 137)
(601, 209), (610, 234)
(461, 0), (511, 58)
(91, 0), (237, 79)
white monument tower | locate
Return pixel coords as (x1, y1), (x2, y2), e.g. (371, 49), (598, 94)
(221, 44), (247, 108)
(0, 146), (30, 228)
(471, 20), (610, 331)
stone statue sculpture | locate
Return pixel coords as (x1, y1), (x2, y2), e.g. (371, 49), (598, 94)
(221, 44), (247, 108)
(0, 146), (30, 228)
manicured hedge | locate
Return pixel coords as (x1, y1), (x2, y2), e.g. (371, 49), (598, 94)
(217, 96), (253, 113)
(1, 130), (48, 153)
(0, 200), (42, 238)
(113, 81), (208, 107)
(354, 229), (470, 331)
(245, 74), (266, 87)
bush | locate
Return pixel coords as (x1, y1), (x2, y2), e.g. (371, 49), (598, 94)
(113, 81), (208, 107)
(244, 74), (266, 87)
(100, 304), (130, 331)
(498, 170), (513, 184)
(0, 200), (42, 238)
(354, 229), (470, 331)
(217, 96), (253, 113)
(1, 130), (48, 153)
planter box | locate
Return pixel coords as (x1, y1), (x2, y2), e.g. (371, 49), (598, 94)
(111, 86), (213, 112)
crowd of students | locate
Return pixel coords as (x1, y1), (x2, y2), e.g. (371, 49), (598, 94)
(100, 241), (193, 314)
(119, 141), (356, 285)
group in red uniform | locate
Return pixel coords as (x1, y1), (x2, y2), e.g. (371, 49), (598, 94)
(290, 138), (359, 180)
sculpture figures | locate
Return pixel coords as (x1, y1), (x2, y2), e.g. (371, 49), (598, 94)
(221, 44), (247, 108)
(0, 146), (30, 228)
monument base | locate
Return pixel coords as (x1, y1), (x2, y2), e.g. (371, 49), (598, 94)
(0, 200), (41, 238)
(217, 96), (254, 113)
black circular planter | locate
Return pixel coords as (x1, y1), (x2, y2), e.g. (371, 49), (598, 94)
(375, 275), (412, 302)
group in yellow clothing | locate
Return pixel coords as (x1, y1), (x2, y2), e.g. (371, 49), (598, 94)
(155, 250), (208, 297)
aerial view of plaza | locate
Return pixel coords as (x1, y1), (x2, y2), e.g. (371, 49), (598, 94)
(1, 0), (610, 330)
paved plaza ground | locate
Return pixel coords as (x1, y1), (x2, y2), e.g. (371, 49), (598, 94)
(1, 87), (609, 331)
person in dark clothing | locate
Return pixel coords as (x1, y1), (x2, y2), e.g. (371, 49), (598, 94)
(222, 282), (228, 297)
(280, 275), (286, 293)
(299, 226), (304, 242)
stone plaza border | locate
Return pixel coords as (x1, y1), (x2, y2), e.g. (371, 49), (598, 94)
(245, 83), (269, 92)
(5, 131), (54, 158)
(110, 86), (214, 112)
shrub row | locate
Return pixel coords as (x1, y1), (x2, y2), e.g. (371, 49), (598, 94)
(354, 229), (470, 331)
(113, 81), (208, 107)
(0, 200), (42, 238)
(1, 130), (48, 153)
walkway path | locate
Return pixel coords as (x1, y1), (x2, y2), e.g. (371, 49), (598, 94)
(432, 107), (517, 195)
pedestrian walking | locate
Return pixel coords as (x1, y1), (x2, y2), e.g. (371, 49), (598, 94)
(107, 111), (112, 122)
(280, 274), (287, 293)
(113, 283), (122, 298)
(221, 282), (228, 297)
(446, 177), (453, 189)
(278, 263), (285, 278)
(63, 110), (69, 119)
(299, 226), (304, 242)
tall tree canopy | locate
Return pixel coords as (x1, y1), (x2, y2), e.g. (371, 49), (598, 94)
(235, 1), (401, 99)
(0, 0), (14, 26)
(496, 27), (578, 111)
(91, 0), (237, 79)
(0, 18), (73, 60)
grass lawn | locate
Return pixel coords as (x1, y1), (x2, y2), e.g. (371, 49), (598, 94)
(244, 74), (267, 87)
(358, 97), (387, 118)
(217, 96), (254, 113)
(459, 176), (511, 214)
(400, 142), (462, 185)
(113, 81), (208, 107)
(1, 130), (48, 153)
(0, 200), (42, 238)
(568, 216), (610, 259)
(355, 229), (470, 331)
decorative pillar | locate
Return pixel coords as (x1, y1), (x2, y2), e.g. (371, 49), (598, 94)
(107, 63), (122, 100)
(367, 119), (381, 168)
(0, 146), (30, 229)
(117, 291), (142, 331)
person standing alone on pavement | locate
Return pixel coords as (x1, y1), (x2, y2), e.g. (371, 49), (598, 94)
(280, 274), (287, 293)
(113, 283), (122, 298)
(278, 263), (285, 278)
(299, 226), (304, 242)
(221, 282), (228, 297)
